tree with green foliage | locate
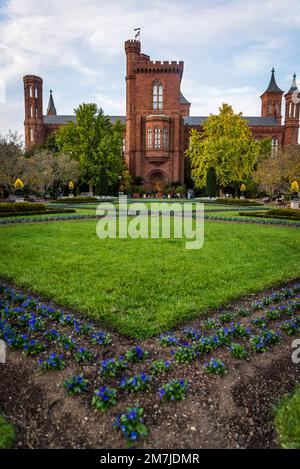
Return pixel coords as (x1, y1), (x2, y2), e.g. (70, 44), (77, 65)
(55, 104), (124, 195)
(186, 103), (271, 195)
(206, 167), (217, 197)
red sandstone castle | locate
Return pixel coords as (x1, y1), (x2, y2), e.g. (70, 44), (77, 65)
(23, 39), (300, 187)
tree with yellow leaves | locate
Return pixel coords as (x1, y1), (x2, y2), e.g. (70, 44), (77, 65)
(186, 103), (271, 195)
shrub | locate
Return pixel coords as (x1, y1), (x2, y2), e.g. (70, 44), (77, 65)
(0, 414), (15, 449)
(239, 208), (300, 221)
(159, 379), (189, 401)
(214, 198), (262, 206)
(51, 196), (114, 204)
(0, 202), (46, 213)
(114, 407), (148, 446)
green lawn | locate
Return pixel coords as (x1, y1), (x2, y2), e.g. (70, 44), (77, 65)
(0, 218), (299, 337)
(0, 414), (15, 449)
(274, 385), (300, 448)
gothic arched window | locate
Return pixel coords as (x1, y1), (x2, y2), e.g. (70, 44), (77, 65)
(153, 81), (163, 110)
(271, 137), (279, 155)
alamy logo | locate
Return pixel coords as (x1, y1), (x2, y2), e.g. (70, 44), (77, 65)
(96, 196), (204, 249)
(292, 339), (300, 364)
(0, 339), (6, 364)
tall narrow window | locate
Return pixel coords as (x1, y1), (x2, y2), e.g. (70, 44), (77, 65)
(147, 129), (152, 149)
(153, 81), (163, 110)
(163, 128), (168, 148)
(271, 137), (278, 155)
(267, 101), (273, 114)
(289, 102), (292, 118)
(30, 128), (34, 142)
(29, 85), (32, 98)
(35, 85), (38, 98)
(293, 104), (297, 118)
(154, 128), (161, 149)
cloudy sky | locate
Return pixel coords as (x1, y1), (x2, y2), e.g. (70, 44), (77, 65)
(0, 0), (299, 141)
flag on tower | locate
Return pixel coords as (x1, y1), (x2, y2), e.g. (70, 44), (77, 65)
(134, 28), (141, 40)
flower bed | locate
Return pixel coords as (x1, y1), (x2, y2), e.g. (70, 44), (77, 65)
(0, 281), (300, 447)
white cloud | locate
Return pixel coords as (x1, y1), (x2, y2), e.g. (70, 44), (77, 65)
(0, 0), (299, 136)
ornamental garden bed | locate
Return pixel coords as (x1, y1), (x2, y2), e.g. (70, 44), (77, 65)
(0, 280), (300, 449)
(0, 202), (76, 217)
(239, 208), (300, 221)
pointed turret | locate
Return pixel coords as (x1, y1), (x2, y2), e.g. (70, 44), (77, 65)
(264, 68), (284, 93)
(284, 73), (300, 146)
(261, 68), (283, 124)
(286, 73), (299, 95)
(47, 90), (57, 116)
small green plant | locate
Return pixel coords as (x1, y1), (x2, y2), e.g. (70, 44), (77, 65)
(229, 343), (248, 359)
(125, 346), (149, 362)
(114, 407), (148, 446)
(0, 414), (15, 449)
(92, 386), (117, 411)
(64, 375), (89, 395)
(120, 373), (152, 392)
(159, 379), (189, 401)
(203, 358), (227, 376)
(151, 359), (172, 374)
(219, 311), (236, 323)
(159, 334), (180, 346)
(74, 347), (93, 362)
(39, 353), (66, 371)
(99, 357), (128, 377)
(202, 319), (218, 330)
(24, 339), (46, 356)
(173, 345), (198, 363)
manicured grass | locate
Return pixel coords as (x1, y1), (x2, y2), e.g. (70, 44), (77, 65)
(0, 218), (299, 337)
(274, 385), (300, 448)
(0, 208), (95, 221)
(0, 414), (15, 449)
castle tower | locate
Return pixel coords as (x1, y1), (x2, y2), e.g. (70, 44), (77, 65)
(261, 68), (284, 124)
(124, 39), (140, 173)
(124, 38), (185, 186)
(47, 90), (57, 115)
(23, 75), (45, 149)
(284, 74), (300, 147)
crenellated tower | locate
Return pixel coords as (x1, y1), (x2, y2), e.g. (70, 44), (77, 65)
(284, 73), (300, 147)
(260, 68), (283, 124)
(23, 75), (45, 149)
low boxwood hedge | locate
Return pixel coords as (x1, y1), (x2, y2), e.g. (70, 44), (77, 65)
(214, 198), (263, 206)
(0, 202), (46, 213)
(51, 196), (114, 204)
(0, 208), (76, 218)
(239, 208), (300, 221)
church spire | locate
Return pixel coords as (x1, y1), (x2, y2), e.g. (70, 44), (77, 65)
(47, 90), (57, 115)
(264, 68), (283, 93)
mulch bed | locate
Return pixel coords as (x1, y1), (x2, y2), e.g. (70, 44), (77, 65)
(0, 279), (299, 449)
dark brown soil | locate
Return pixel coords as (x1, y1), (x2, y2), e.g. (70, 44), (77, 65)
(0, 279), (299, 449)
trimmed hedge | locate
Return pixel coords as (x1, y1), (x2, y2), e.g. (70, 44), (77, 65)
(0, 202), (46, 213)
(0, 208), (76, 218)
(239, 208), (300, 221)
(51, 196), (114, 204)
(214, 198), (263, 206)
